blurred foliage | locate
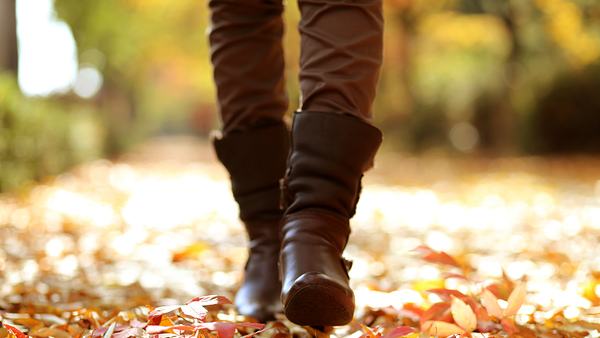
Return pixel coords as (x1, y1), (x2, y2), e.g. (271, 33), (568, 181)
(3, 0), (599, 161)
(0, 74), (104, 191)
(53, 0), (216, 154)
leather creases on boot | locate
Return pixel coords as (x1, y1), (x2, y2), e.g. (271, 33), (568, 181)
(279, 111), (382, 326)
(234, 219), (283, 322)
(212, 121), (290, 322)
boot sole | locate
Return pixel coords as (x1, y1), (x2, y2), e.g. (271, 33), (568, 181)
(283, 272), (354, 326)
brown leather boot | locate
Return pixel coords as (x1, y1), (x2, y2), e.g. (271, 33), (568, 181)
(212, 121), (289, 322)
(279, 111), (382, 326)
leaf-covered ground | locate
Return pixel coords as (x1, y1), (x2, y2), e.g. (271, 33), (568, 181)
(2, 137), (600, 337)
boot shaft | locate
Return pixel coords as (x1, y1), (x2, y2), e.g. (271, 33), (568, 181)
(212, 121), (289, 224)
(281, 111), (382, 220)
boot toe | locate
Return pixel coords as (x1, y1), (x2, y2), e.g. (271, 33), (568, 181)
(283, 272), (355, 326)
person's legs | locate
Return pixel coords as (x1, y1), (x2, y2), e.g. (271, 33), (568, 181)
(208, 0), (288, 322)
(279, 0), (384, 326)
(209, 0), (288, 133)
(298, 0), (383, 120)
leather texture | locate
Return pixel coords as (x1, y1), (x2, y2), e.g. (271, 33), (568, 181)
(212, 122), (290, 321)
(208, 0), (384, 325)
(279, 111), (382, 326)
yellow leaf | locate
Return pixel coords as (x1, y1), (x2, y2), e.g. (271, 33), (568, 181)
(29, 327), (71, 338)
(481, 289), (503, 318)
(503, 283), (526, 317)
(421, 320), (466, 336)
(450, 296), (477, 332)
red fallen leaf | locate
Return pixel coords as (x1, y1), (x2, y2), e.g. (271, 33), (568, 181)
(398, 303), (424, 321)
(198, 322), (265, 338)
(185, 295), (231, 307)
(3, 323), (28, 338)
(130, 319), (147, 328)
(146, 325), (198, 334)
(501, 317), (519, 334)
(486, 272), (515, 300)
(412, 245), (460, 268)
(147, 305), (182, 324)
(180, 301), (208, 321)
(419, 302), (452, 326)
(456, 295), (491, 323)
(112, 327), (145, 338)
(426, 288), (468, 301)
(383, 326), (416, 338)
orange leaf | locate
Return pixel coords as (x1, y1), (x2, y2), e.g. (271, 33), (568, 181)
(427, 288), (467, 302)
(450, 296), (477, 332)
(185, 295), (231, 306)
(172, 242), (208, 262)
(383, 326), (415, 338)
(421, 320), (465, 336)
(503, 283), (526, 317)
(481, 289), (503, 318)
(501, 317), (519, 334)
(413, 245), (460, 268)
(420, 302), (452, 326)
(3, 324), (28, 338)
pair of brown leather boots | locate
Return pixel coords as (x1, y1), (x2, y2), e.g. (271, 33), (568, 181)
(213, 111), (381, 326)
(208, 0), (384, 327)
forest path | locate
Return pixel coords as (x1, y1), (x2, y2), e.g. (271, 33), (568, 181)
(2, 136), (600, 337)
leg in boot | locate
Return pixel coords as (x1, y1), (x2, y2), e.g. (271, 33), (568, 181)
(279, 0), (384, 326)
(213, 123), (289, 321)
(279, 112), (382, 326)
(208, 0), (289, 321)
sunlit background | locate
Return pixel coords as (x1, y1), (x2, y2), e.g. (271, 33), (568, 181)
(2, 0), (600, 189)
(2, 0), (600, 336)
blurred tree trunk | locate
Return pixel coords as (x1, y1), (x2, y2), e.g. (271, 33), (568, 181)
(0, 0), (19, 74)
(491, 4), (520, 154)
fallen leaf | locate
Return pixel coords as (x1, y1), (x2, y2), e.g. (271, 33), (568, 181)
(172, 242), (209, 262)
(113, 327), (145, 338)
(103, 322), (117, 338)
(422, 320), (465, 336)
(481, 289), (503, 318)
(420, 302), (452, 326)
(180, 301), (208, 321)
(147, 305), (182, 324)
(382, 325), (416, 338)
(451, 296), (477, 332)
(146, 325), (197, 334)
(185, 295), (231, 307)
(501, 317), (519, 334)
(413, 245), (460, 268)
(503, 283), (526, 317)
(2, 324), (28, 338)
(29, 327), (71, 338)
(427, 288), (468, 302)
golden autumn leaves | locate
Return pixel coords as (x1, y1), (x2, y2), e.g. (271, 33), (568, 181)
(408, 245), (528, 337)
(420, 284), (527, 336)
